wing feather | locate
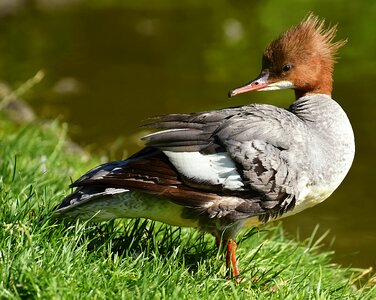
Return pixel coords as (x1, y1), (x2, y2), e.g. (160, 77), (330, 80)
(62, 104), (306, 222)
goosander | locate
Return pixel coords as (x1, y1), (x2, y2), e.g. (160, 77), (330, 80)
(55, 15), (355, 278)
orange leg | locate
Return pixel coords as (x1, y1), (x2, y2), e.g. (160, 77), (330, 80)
(226, 240), (240, 278)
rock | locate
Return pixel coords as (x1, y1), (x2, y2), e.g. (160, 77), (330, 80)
(0, 81), (36, 123)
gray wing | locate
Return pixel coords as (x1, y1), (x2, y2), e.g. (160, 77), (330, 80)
(144, 104), (303, 152)
(143, 104), (307, 220)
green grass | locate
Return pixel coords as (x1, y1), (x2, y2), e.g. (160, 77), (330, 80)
(0, 115), (375, 299)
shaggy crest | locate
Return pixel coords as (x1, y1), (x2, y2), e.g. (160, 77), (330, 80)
(263, 14), (347, 67)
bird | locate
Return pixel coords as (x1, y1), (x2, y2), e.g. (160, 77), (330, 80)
(55, 14), (355, 278)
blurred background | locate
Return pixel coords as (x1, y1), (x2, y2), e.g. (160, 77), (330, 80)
(0, 0), (375, 269)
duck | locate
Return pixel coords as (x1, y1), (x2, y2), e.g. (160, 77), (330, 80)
(55, 14), (355, 278)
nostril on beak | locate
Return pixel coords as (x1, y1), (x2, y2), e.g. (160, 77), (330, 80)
(253, 81), (259, 86)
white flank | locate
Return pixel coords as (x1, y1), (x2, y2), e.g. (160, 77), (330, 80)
(163, 151), (244, 190)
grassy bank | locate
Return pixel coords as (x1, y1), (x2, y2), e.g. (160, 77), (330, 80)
(0, 115), (375, 299)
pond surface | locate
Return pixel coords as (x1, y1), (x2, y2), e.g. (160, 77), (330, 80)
(1, 1), (375, 269)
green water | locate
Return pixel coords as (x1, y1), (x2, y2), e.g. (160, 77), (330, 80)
(1, 1), (375, 268)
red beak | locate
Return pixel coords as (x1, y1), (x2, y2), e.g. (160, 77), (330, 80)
(228, 71), (269, 97)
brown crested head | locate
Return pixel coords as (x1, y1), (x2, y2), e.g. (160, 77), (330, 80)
(263, 14), (346, 97)
(229, 14), (346, 99)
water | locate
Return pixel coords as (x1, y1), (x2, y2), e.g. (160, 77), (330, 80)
(1, 1), (375, 268)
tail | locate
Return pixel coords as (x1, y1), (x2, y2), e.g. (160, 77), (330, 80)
(53, 186), (130, 221)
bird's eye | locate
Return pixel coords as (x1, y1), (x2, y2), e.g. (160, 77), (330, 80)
(282, 64), (292, 72)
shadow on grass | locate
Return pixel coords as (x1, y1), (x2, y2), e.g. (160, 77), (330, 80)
(56, 218), (225, 274)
